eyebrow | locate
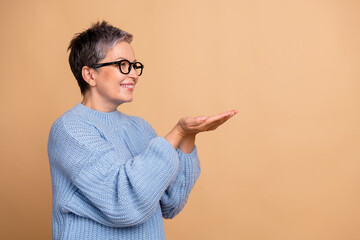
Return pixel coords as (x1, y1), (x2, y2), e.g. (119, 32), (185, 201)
(115, 57), (137, 62)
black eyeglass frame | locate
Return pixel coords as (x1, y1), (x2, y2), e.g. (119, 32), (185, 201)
(92, 59), (144, 76)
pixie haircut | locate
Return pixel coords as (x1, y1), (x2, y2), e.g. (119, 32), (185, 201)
(68, 21), (133, 94)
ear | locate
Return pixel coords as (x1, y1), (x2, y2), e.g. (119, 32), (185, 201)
(82, 66), (97, 87)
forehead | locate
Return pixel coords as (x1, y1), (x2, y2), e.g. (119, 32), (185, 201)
(104, 41), (135, 61)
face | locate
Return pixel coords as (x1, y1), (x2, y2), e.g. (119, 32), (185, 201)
(91, 41), (139, 108)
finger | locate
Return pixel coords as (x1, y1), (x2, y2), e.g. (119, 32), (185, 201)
(203, 110), (238, 130)
(191, 109), (238, 126)
(226, 109), (238, 118)
(195, 116), (208, 124)
(232, 109), (239, 115)
(181, 109), (238, 133)
(205, 110), (237, 124)
(206, 117), (230, 130)
(205, 113), (229, 123)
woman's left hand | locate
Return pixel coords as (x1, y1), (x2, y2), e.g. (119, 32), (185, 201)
(165, 110), (238, 150)
(176, 109), (238, 136)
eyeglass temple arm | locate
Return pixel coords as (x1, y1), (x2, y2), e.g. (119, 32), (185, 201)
(92, 61), (119, 68)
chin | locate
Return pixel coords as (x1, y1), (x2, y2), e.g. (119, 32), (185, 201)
(117, 98), (133, 105)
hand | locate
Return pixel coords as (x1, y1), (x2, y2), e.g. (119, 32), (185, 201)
(165, 109), (238, 150)
(176, 109), (238, 137)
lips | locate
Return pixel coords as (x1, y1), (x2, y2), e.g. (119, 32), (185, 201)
(120, 83), (134, 89)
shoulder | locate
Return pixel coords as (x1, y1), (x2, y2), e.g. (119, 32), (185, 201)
(50, 108), (86, 131)
(49, 105), (100, 142)
(48, 106), (113, 159)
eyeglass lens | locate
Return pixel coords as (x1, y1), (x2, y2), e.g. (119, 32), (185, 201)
(118, 60), (143, 76)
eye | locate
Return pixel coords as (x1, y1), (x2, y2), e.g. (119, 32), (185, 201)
(134, 62), (142, 69)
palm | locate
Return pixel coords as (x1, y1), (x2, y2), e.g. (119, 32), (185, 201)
(178, 110), (238, 136)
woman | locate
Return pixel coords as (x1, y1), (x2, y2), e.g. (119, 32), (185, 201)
(48, 21), (237, 240)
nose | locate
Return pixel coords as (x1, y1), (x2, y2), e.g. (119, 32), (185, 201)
(128, 64), (139, 80)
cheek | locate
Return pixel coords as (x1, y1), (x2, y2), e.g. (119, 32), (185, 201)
(100, 71), (126, 88)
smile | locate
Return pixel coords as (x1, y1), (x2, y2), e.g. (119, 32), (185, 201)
(120, 84), (134, 89)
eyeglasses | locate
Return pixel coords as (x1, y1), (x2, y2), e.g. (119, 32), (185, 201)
(92, 59), (144, 76)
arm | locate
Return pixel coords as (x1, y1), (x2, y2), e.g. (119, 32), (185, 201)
(179, 134), (196, 153)
(160, 110), (238, 218)
(160, 146), (200, 219)
(48, 117), (180, 228)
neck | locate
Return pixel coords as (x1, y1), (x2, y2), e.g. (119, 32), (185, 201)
(82, 91), (120, 112)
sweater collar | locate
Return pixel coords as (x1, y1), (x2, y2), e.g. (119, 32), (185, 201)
(74, 103), (122, 125)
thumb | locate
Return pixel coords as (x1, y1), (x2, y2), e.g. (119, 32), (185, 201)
(195, 116), (208, 124)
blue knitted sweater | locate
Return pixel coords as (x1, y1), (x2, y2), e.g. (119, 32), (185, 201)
(48, 103), (201, 239)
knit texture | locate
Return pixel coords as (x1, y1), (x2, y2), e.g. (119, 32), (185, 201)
(48, 103), (201, 240)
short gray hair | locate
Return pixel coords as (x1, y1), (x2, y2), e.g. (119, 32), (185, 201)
(67, 21), (133, 94)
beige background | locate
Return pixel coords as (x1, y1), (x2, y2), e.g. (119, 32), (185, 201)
(1, 0), (360, 239)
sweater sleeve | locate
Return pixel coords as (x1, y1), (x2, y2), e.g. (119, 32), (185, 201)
(160, 147), (201, 219)
(137, 118), (201, 218)
(48, 117), (180, 228)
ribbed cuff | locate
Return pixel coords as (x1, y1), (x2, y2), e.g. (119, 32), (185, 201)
(176, 145), (198, 161)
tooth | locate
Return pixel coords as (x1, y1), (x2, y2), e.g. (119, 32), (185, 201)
(121, 84), (134, 88)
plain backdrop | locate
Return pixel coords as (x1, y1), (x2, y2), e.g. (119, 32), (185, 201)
(0, 0), (360, 239)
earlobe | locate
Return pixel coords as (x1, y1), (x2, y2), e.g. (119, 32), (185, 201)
(82, 66), (97, 87)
